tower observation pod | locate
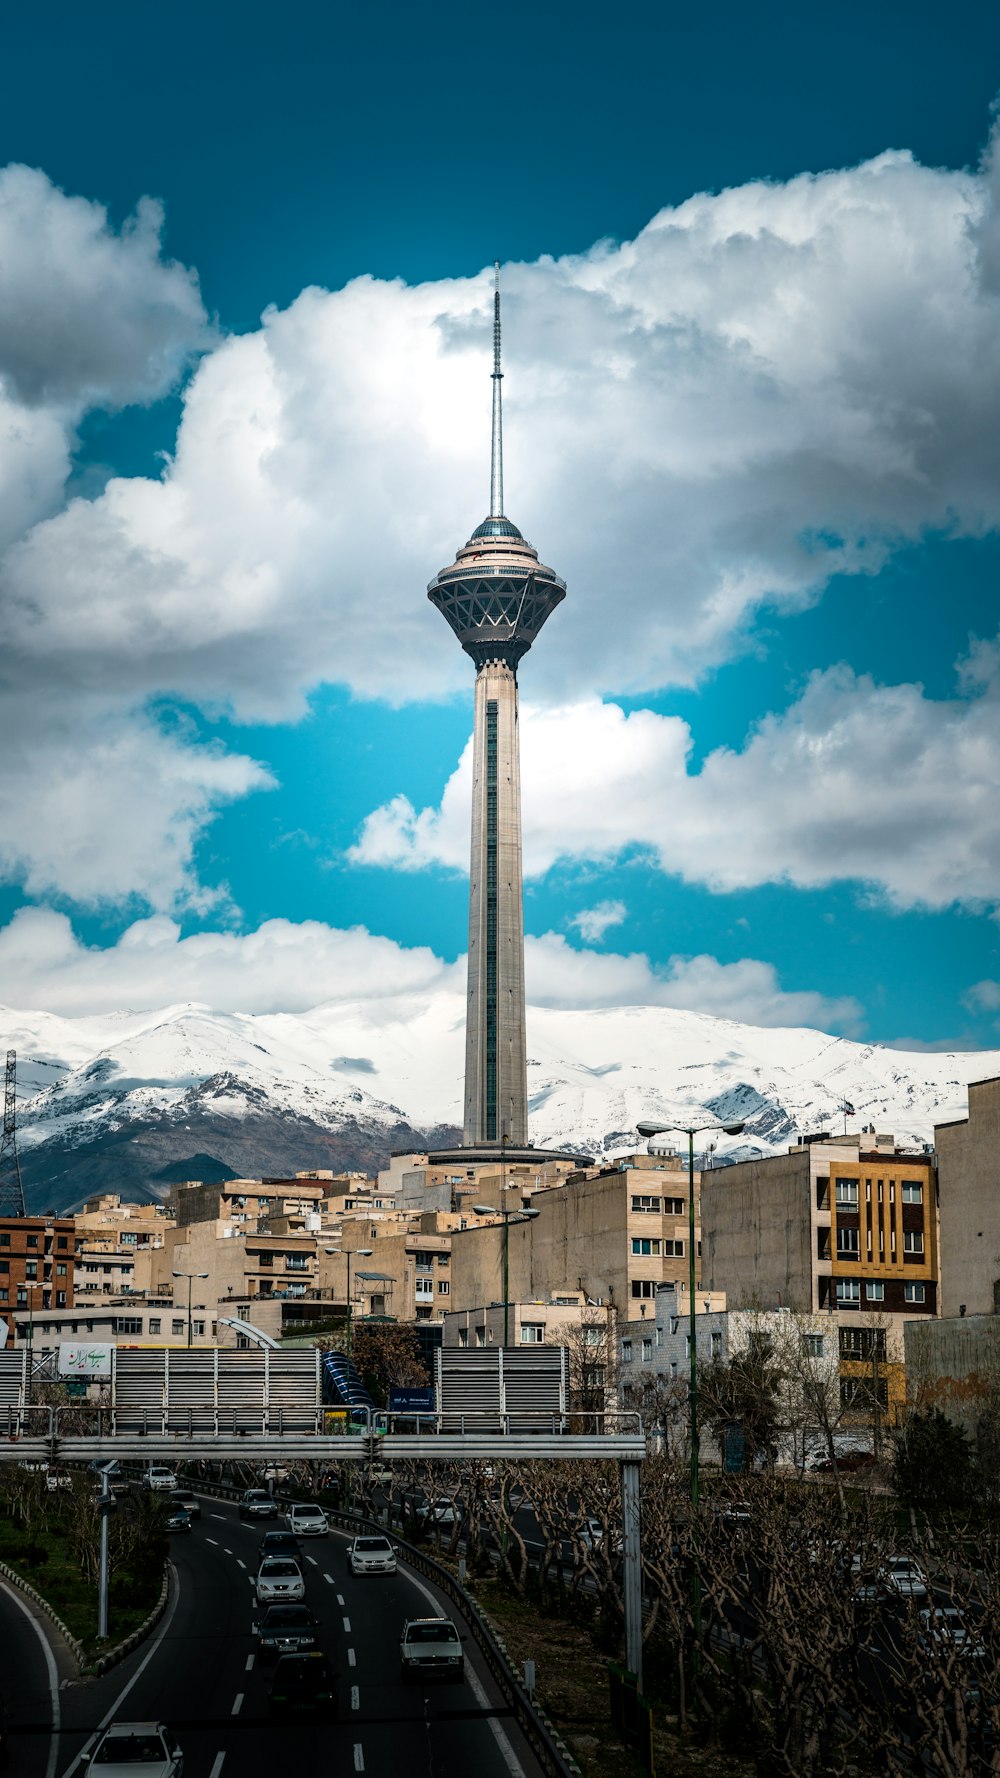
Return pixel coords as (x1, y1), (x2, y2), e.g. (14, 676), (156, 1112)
(427, 266), (573, 1155)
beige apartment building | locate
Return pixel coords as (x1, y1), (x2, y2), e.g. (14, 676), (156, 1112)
(448, 1149), (702, 1320)
(73, 1194), (175, 1302)
(935, 1074), (1000, 1318)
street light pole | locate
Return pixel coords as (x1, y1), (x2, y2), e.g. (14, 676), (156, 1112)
(473, 1203), (539, 1346)
(636, 1115), (744, 1662)
(172, 1270), (209, 1348)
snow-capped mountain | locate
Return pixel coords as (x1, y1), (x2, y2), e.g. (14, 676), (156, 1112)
(1, 995), (996, 1212)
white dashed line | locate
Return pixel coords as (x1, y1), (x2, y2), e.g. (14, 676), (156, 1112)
(354, 1746), (365, 1773)
(305, 1555), (318, 1567)
(245, 1653), (254, 1671)
(342, 1616), (352, 1633)
(211, 1513), (227, 1521)
(347, 1647), (356, 1668)
(206, 1537), (219, 1546)
(323, 1573), (334, 1584)
(231, 1693), (244, 1716)
(402, 1568), (527, 1778)
(209, 1756), (225, 1778)
(336, 1592), (345, 1605)
(223, 1547), (233, 1555)
(351, 1684), (360, 1710)
(236, 1559), (247, 1570)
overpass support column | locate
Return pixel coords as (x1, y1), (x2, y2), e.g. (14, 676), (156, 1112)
(621, 1459), (642, 1689)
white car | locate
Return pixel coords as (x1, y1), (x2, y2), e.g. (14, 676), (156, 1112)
(255, 1556), (306, 1605)
(883, 1557), (929, 1598)
(287, 1503), (329, 1537)
(87, 1721), (183, 1778)
(349, 1534), (397, 1576)
(399, 1616), (464, 1683)
(418, 1496), (461, 1526)
(143, 1467), (177, 1492)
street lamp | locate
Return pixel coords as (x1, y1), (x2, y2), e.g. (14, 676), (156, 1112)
(172, 1270), (209, 1348)
(472, 1205), (540, 1346)
(636, 1116), (744, 1653)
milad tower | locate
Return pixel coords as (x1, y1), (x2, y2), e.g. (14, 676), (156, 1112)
(428, 267), (584, 1167)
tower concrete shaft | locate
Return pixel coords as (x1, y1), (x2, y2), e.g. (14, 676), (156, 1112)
(465, 663), (526, 1145)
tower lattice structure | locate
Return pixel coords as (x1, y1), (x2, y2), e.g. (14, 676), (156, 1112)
(0, 1050), (26, 1218)
(428, 266), (566, 1147)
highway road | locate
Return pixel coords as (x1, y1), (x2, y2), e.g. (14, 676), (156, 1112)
(47, 1496), (544, 1778)
(0, 1575), (64, 1778)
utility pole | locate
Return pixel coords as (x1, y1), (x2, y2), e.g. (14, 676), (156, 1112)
(0, 1052), (26, 1218)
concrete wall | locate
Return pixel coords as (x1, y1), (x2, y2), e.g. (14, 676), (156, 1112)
(701, 1150), (813, 1311)
(936, 1075), (1000, 1318)
(904, 1313), (1000, 1434)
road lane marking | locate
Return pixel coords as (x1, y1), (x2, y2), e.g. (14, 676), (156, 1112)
(211, 1512), (227, 1520)
(1, 1581), (60, 1778)
(347, 1647), (356, 1667)
(323, 1572), (334, 1584)
(305, 1554), (318, 1566)
(336, 1592), (345, 1605)
(236, 1559), (247, 1570)
(231, 1693), (244, 1716)
(58, 1563), (182, 1778)
(245, 1653), (255, 1671)
(354, 1746), (365, 1772)
(206, 1537), (219, 1546)
(343, 1615), (352, 1632)
(351, 1684), (360, 1710)
(402, 1568), (527, 1778)
(209, 1757), (225, 1778)
(223, 1547), (233, 1555)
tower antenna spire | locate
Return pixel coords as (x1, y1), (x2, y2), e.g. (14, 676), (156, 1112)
(0, 1051), (26, 1218)
(490, 260), (504, 519)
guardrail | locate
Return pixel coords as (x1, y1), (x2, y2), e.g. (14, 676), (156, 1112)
(181, 1473), (579, 1778)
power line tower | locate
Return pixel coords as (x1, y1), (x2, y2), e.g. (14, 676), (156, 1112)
(0, 1050), (26, 1218)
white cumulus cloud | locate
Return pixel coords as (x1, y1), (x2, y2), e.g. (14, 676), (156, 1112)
(569, 900), (628, 943)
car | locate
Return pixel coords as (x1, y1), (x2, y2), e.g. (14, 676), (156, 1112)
(808, 1450), (877, 1473)
(266, 1652), (338, 1718)
(348, 1534), (397, 1576)
(86, 1721), (183, 1777)
(239, 1489), (278, 1521)
(399, 1616), (464, 1683)
(255, 1556), (306, 1605)
(254, 1603), (320, 1661)
(88, 1461), (130, 1498)
(258, 1529), (299, 1563)
(884, 1557), (929, 1599)
(287, 1503), (329, 1537)
(165, 1505), (192, 1533)
(169, 1489), (200, 1521)
(45, 1466), (72, 1492)
(143, 1467), (177, 1493)
(918, 1606), (987, 1660)
(416, 1497), (461, 1527)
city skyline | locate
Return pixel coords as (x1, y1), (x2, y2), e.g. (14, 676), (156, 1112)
(1, 5), (1000, 1053)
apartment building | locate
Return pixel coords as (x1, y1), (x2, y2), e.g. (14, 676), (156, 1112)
(448, 1149), (704, 1320)
(0, 1216), (76, 1341)
(15, 1299), (218, 1350)
(72, 1195), (174, 1302)
(935, 1074), (1000, 1318)
(701, 1131), (937, 1416)
(317, 1221), (454, 1322)
(169, 1176), (326, 1230)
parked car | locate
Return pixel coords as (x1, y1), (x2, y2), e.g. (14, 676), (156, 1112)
(254, 1603), (319, 1661)
(165, 1505), (193, 1533)
(239, 1489), (278, 1521)
(287, 1503), (328, 1537)
(808, 1450), (876, 1473)
(169, 1489), (200, 1521)
(255, 1556), (306, 1605)
(399, 1616), (464, 1683)
(258, 1529), (299, 1562)
(348, 1535), (396, 1576)
(143, 1467), (177, 1493)
(86, 1721), (183, 1777)
(266, 1652), (337, 1718)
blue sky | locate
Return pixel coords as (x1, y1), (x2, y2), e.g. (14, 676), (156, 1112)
(1, 0), (1000, 1049)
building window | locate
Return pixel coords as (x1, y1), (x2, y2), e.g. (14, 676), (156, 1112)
(25, 1262), (37, 1280)
(801, 1334), (825, 1357)
(902, 1231), (924, 1255)
(0, 1290), (7, 1303)
(840, 1327), (886, 1361)
(520, 1324), (544, 1343)
(663, 1239), (685, 1258)
(56, 1236), (67, 1250)
(26, 1236), (37, 1249)
(631, 1195), (661, 1214)
(285, 1255), (308, 1270)
(642, 1338), (653, 1362)
(840, 1376), (888, 1410)
(904, 1283), (926, 1304)
(193, 1321), (205, 1337)
(631, 1238), (662, 1256)
(630, 1280), (656, 1299)
(149, 1318), (161, 1334)
(56, 1263), (67, 1277)
(474, 1326), (486, 1347)
(115, 1316), (142, 1334)
(55, 1291), (66, 1307)
(172, 1318), (185, 1335)
(711, 1331), (723, 1358)
(0, 1262), (7, 1276)
(866, 1281), (884, 1302)
(836, 1280), (861, 1306)
(582, 1325), (604, 1346)
(621, 1339), (633, 1362)
(835, 1179), (859, 1208)
(458, 1328), (468, 1347)
(836, 1228), (859, 1257)
(437, 1281), (450, 1295)
(901, 1180), (923, 1204)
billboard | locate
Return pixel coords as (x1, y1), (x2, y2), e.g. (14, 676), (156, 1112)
(388, 1385), (435, 1414)
(58, 1342), (113, 1378)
